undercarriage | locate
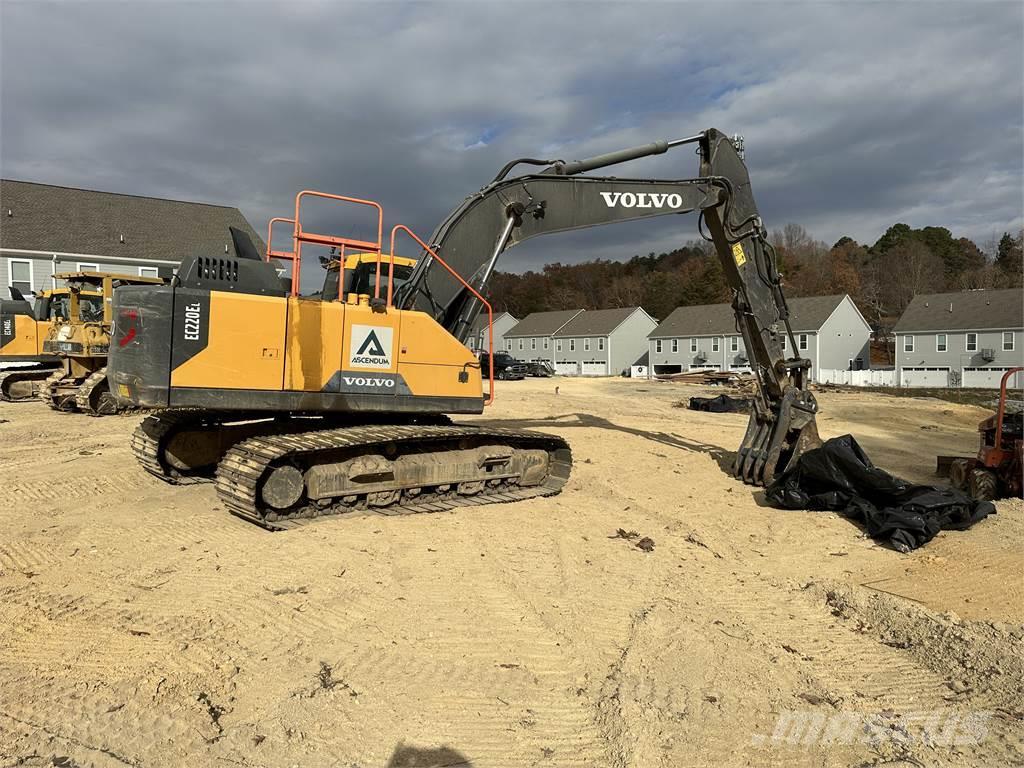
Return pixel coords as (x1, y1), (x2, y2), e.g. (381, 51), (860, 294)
(133, 411), (572, 529)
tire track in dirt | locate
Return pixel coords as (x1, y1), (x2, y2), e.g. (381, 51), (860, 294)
(0, 675), (218, 766)
(0, 584), (225, 678)
(287, 531), (615, 766)
(0, 539), (65, 573)
(4, 472), (154, 503)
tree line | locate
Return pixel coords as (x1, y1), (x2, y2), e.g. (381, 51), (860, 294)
(488, 225), (1023, 334)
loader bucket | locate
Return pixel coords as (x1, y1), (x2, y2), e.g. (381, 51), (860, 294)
(733, 387), (821, 485)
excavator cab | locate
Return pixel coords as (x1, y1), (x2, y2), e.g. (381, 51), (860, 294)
(316, 252), (416, 302)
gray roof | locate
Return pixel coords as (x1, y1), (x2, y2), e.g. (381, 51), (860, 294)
(553, 307), (644, 337)
(893, 289), (1023, 333)
(649, 294), (848, 338)
(469, 311), (515, 335)
(0, 179), (266, 262)
(506, 309), (583, 337)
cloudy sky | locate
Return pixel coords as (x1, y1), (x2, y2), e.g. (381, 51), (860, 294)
(2, 1), (1022, 274)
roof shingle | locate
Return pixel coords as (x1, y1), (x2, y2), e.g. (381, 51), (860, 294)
(553, 307), (645, 337)
(1, 179), (266, 262)
(893, 289), (1023, 333)
(649, 294), (848, 338)
(506, 309), (583, 337)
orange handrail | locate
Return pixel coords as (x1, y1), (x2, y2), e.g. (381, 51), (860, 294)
(266, 217), (296, 262)
(390, 224), (494, 406)
(292, 191), (384, 298)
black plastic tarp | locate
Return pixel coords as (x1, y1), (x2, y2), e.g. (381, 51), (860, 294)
(766, 435), (995, 552)
(689, 394), (751, 413)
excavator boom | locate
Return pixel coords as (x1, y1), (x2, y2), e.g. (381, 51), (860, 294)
(399, 128), (821, 485)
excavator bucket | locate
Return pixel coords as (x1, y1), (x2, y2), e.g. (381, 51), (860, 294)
(733, 387), (821, 486)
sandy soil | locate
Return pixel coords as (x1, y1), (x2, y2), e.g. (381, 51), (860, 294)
(0, 378), (1021, 768)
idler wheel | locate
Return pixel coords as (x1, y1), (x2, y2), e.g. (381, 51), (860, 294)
(262, 465), (305, 510)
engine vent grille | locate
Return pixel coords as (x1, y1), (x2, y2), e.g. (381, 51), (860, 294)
(197, 257), (239, 282)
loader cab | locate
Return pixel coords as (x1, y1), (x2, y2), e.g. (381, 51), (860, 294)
(41, 290), (103, 322)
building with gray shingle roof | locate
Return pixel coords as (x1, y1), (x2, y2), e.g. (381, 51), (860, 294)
(647, 294), (871, 381)
(503, 307), (657, 375)
(503, 309), (584, 365)
(893, 289), (1023, 388)
(552, 306), (657, 376)
(1, 179), (264, 298)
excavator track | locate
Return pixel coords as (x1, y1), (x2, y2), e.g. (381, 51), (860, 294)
(0, 366), (59, 402)
(75, 367), (121, 415)
(38, 368), (74, 411)
(131, 410), (457, 486)
(215, 424), (572, 530)
(133, 409), (248, 484)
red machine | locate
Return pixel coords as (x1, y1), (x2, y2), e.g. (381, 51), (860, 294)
(941, 367), (1023, 500)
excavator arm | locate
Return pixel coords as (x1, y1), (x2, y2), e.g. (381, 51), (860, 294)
(397, 128), (820, 486)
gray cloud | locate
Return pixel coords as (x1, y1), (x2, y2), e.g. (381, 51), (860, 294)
(2, 1), (1021, 284)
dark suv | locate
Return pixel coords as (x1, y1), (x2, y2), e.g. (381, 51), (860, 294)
(478, 352), (529, 380)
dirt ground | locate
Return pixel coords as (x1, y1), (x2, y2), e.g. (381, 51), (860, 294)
(1, 378), (1021, 768)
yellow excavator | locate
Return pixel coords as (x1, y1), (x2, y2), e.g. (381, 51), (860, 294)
(40, 271), (165, 414)
(109, 129), (821, 528)
(0, 284), (102, 401)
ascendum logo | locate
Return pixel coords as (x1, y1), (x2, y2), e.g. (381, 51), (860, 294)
(348, 324), (393, 369)
(599, 191), (685, 209)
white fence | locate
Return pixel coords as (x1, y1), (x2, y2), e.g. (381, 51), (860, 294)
(817, 369), (896, 387)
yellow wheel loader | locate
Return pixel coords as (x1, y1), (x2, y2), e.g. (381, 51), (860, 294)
(109, 129), (820, 528)
(0, 285), (102, 401)
(40, 271), (165, 415)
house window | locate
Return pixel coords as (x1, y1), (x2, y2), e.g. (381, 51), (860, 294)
(469, 338), (476, 351)
(780, 336), (787, 352)
(543, 338), (548, 350)
(569, 339), (576, 352)
(1004, 332), (1015, 351)
(799, 333), (809, 351)
(8, 259), (32, 296)
(505, 339), (511, 351)
(690, 338), (697, 353)
(77, 263), (99, 273)
(656, 340), (663, 353)
(904, 335), (914, 353)
(936, 334), (947, 352)
(966, 333), (977, 352)
(518, 339), (524, 351)
(556, 339), (562, 352)
(712, 337), (720, 352)
(584, 338), (591, 352)
(671, 339), (678, 353)
(730, 336), (739, 352)
(531, 338), (536, 350)
(598, 338), (604, 351)
(138, 266), (159, 278)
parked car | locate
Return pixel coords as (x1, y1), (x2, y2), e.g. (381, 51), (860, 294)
(526, 361), (554, 377)
(478, 352), (528, 380)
